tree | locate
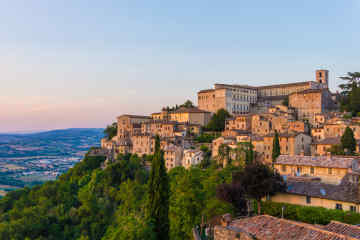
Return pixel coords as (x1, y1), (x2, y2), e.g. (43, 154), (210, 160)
(216, 182), (247, 215)
(327, 144), (345, 156)
(272, 131), (281, 165)
(180, 100), (194, 108)
(146, 136), (170, 240)
(339, 72), (360, 114)
(341, 127), (357, 155)
(104, 122), (117, 140)
(245, 141), (254, 166)
(206, 109), (231, 132)
(237, 162), (286, 215)
(282, 96), (289, 106)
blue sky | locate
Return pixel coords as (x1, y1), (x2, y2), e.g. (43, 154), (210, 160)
(1, 0), (359, 132)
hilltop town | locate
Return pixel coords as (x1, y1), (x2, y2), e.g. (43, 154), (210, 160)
(99, 70), (360, 239)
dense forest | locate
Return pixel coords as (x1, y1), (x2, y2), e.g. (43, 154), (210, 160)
(0, 151), (237, 240)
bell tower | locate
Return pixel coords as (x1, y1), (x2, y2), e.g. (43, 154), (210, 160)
(316, 69), (329, 88)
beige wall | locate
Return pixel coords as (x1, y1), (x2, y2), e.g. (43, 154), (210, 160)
(270, 193), (358, 213)
(275, 164), (348, 184)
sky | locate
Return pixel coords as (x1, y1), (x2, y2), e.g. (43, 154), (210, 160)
(1, 0), (359, 133)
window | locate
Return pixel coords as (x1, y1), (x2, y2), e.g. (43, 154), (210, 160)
(310, 167), (314, 174)
(350, 206), (357, 212)
(281, 165), (286, 172)
(328, 168), (332, 175)
(306, 196), (311, 204)
(297, 167), (302, 174)
(336, 204), (343, 210)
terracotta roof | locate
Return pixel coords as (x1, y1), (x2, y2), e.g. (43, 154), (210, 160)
(251, 135), (264, 141)
(174, 107), (210, 114)
(198, 89), (215, 94)
(276, 155), (358, 169)
(230, 215), (356, 240)
(314, 137), (341, 145)
(257, 81), (313, 89)
(117, 114), (151, 119)
(214, 83), (258, 90)
(323, 221), (360, 239)
(289, 88), (323, 95)
(285, 176), (360, 204)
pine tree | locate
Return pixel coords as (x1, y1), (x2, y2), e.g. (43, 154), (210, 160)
(341, 127), (357, 155)
(146, 136), (169, 240)
(272, 131), (281, 165)
(245, 141), (254, 166)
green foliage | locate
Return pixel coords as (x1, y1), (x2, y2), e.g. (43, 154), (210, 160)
(195, 132), (220, 143)
(339, 72), (360, 114)
(104, 123), (117, 140)
(282, 96), (289, 106)
(168, 166), (234, 240)
(272, 131), (281, 164)
(236, 162), (286, 214)
(199, 145), (212, 169)
(260, 201), (360, 225)
(327, 144), (345, 156)
(163, 100), (195, 111)
(0, 145), (238, 240)
(341, 127), (357, 154)
(146, 136), (169, 240)
(205, 109), (231, 132)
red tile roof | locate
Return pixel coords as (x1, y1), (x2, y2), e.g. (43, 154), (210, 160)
(231, 215), (358, 240)
(323, 221), (360, 239)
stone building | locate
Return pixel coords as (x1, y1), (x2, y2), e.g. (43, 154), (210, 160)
(117, 114), (152, 137)
(262, 133), (312, 164)
(169, 107), (211, 126)
(198, 84), (258, 115)
(225, 115), (252, 131)
(198, 69), (331, 115)
(289, 89), (336, 124)
(182, 149), (203, 169)
(271, 155), (360, 212)
(163, 144), (183, 171)
(131, 134), (155, 156)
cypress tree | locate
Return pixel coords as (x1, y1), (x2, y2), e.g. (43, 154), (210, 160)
(147, 136), (169, 240)
(341, 127), (357, 154)
(272, 131), (281, 165)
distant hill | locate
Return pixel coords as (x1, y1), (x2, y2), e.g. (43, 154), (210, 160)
(0, 128), (104, 158)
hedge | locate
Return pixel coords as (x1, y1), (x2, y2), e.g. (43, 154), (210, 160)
(257, 201), (360, 225)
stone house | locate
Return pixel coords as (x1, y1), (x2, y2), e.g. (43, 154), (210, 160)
(182, 149), (203, 169)
(170, 107), (211, 126)
(275, 155), (359, 184)
(262, 133), (312, 164)
(312, 127), (325, 141)
(117, 114), (152, 137)
(289, 89), (336, 125)
(251, 114), (272, 136)
(312, 137), (341, 156)
(163, 144), (183, 171)
(271, 155), (360, 212)
(212, 136), (236, 158)
(225, 115), (252, 131)
(130, 134), (155, 156)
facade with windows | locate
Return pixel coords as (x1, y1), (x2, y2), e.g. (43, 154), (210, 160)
(270, 155), (360, 213)
(197, 70), (331, 115)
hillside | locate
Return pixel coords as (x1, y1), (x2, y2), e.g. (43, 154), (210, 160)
(0, 129), (104, 194)
(0, 153), (234, 240)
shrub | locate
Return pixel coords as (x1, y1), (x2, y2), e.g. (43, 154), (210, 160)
(258, 201), (360, 225)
